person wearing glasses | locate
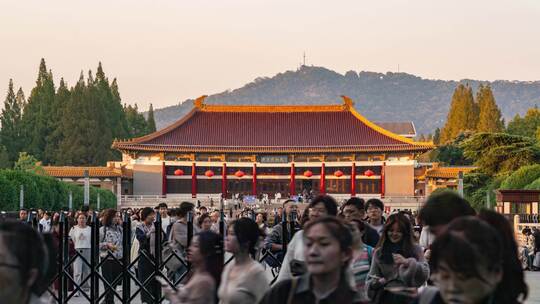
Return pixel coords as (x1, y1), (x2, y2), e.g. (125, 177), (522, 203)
(0, 220), (51, 304)
(275, 195), (338, 283)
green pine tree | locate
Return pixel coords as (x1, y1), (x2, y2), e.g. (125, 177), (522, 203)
(21, 58), (56, 163)
(476, 84), (504, 132)
(433, 127), (441, 145)
(507, 106), (540, 138)
(16, 87), (26, 108)
(147, 103), (157, 133)
(0, 79), (24, 164)
(125, 103), (149, 138)
(46, 78), (71, 164)
(57, 71), (111, 165)
(440, 84), (478, 143)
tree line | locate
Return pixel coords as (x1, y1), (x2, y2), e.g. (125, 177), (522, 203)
(425, 83), (540, 209)
(0, 58), (157, 167)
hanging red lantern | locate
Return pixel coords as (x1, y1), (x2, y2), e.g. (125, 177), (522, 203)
(303, 170), (313, 177)
(364, 169), (374, 177)
(174, 169), (184, 176)
(205, 170), (214, 177)
(334, 170), (344, 177)
(234, 170), (245, 177)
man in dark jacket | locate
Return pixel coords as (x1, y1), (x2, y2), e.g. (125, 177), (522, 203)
(341, 197), (380, 248)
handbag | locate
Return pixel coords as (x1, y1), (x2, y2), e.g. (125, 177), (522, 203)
(163, 222), (187, 272)
(534, 251), (540, 268)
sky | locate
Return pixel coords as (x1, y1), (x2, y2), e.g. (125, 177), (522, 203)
(1, 0), (539, 111)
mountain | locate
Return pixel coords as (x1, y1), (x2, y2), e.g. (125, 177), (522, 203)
(152, 66), (540, 136)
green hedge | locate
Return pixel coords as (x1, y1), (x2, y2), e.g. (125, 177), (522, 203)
(0, 169), (116, 211)
(525, 177), (540, 190)
(500, 164), (540, 189)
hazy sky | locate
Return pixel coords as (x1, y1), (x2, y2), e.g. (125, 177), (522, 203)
(1, 0), (539, 110)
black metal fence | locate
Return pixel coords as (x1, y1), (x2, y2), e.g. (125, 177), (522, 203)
(18, 208), (298, 303)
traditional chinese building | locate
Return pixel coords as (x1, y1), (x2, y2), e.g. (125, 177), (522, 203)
(112, 96), (434, 201)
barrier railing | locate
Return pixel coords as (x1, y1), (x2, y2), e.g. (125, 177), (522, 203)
(13, 203), (291, 303)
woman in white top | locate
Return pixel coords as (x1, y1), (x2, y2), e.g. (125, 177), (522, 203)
(218, 218), (269, 304)
(69, 213), (92, 295)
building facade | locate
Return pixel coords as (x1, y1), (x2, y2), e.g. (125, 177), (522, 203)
(111, 96), (433, 202)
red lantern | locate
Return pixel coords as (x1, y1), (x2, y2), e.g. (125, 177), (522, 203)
(234, 170), (245, 177)
(303, 170), (313, 177)
(334, 170), (344, 177)
(205, 170), (214, 177)
(174, 169), (184, 176)
(364, 169), (374, 177)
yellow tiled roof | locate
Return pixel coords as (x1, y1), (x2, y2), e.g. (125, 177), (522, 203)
(425, 166), (476, 179)
(43, 166), (123, 178)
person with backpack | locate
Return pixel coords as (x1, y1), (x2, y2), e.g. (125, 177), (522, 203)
(99, 209), (123, 304)
(168, 202), (198, 281)
(347, 219), (373, 302)
(263, 199), (299, 268)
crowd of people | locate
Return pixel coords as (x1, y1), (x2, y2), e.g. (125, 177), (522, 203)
(0, 191), (531, 304)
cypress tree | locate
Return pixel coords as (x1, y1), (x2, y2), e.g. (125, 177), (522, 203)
(440, 84), (478, 143)
(46, 78), (71, 163)
(147, 103), (157, 133)
(125, 104), (149, 138)
(433, 127), (441, 145)
(21, 58), (56, 163)
(109, 77), (129, 139)
(476, 84), (504, 132)
(16, 87), (26, 108)
(57, 71), (111, 165)
(0, 79), (24, 163)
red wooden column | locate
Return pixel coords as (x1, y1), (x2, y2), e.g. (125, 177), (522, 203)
(381, 162), (386, 198)
(350, 162), (356, 197)
(161, 162), (167, 196)
(320, 163), (326, 194)
(222, 163), (227, 198)
(290, 163), (296, 196)
(252, 163), (257, 196)
(191, 163), (197, 198)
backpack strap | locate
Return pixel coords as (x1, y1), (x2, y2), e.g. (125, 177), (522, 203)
(367, 245), (373, 264)
(287, 277), (298, 304)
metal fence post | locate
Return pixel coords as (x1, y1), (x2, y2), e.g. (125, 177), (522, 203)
(122, 212), (131, 303)
(62, 213), (69, 302)
(281, 208), (288, 255)
(153, 212), (162, 302)
(58, 212), (65, 304)
(90, 211), (99, 304)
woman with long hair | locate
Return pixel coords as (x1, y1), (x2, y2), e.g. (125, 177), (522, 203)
(218, 217), (269, 304)
(0, 220), (53, 304)
(261, 216), (364, 303)
(164, 231), (223, 304)
(99, 208), (123, 304)
(415, 215), (527, 304)
(366, 213), (429, 304)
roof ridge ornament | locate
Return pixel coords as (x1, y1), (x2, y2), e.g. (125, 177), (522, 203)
(341, 95), (354, 110)
(194, 95), (208, 109)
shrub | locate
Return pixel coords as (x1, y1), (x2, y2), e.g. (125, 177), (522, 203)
(500, 164), (540, 189)
(0, 169), (116, 211)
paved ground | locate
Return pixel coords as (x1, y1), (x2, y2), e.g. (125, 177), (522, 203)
(526, 271), (540, 303)
(44, 270), (540, 303)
